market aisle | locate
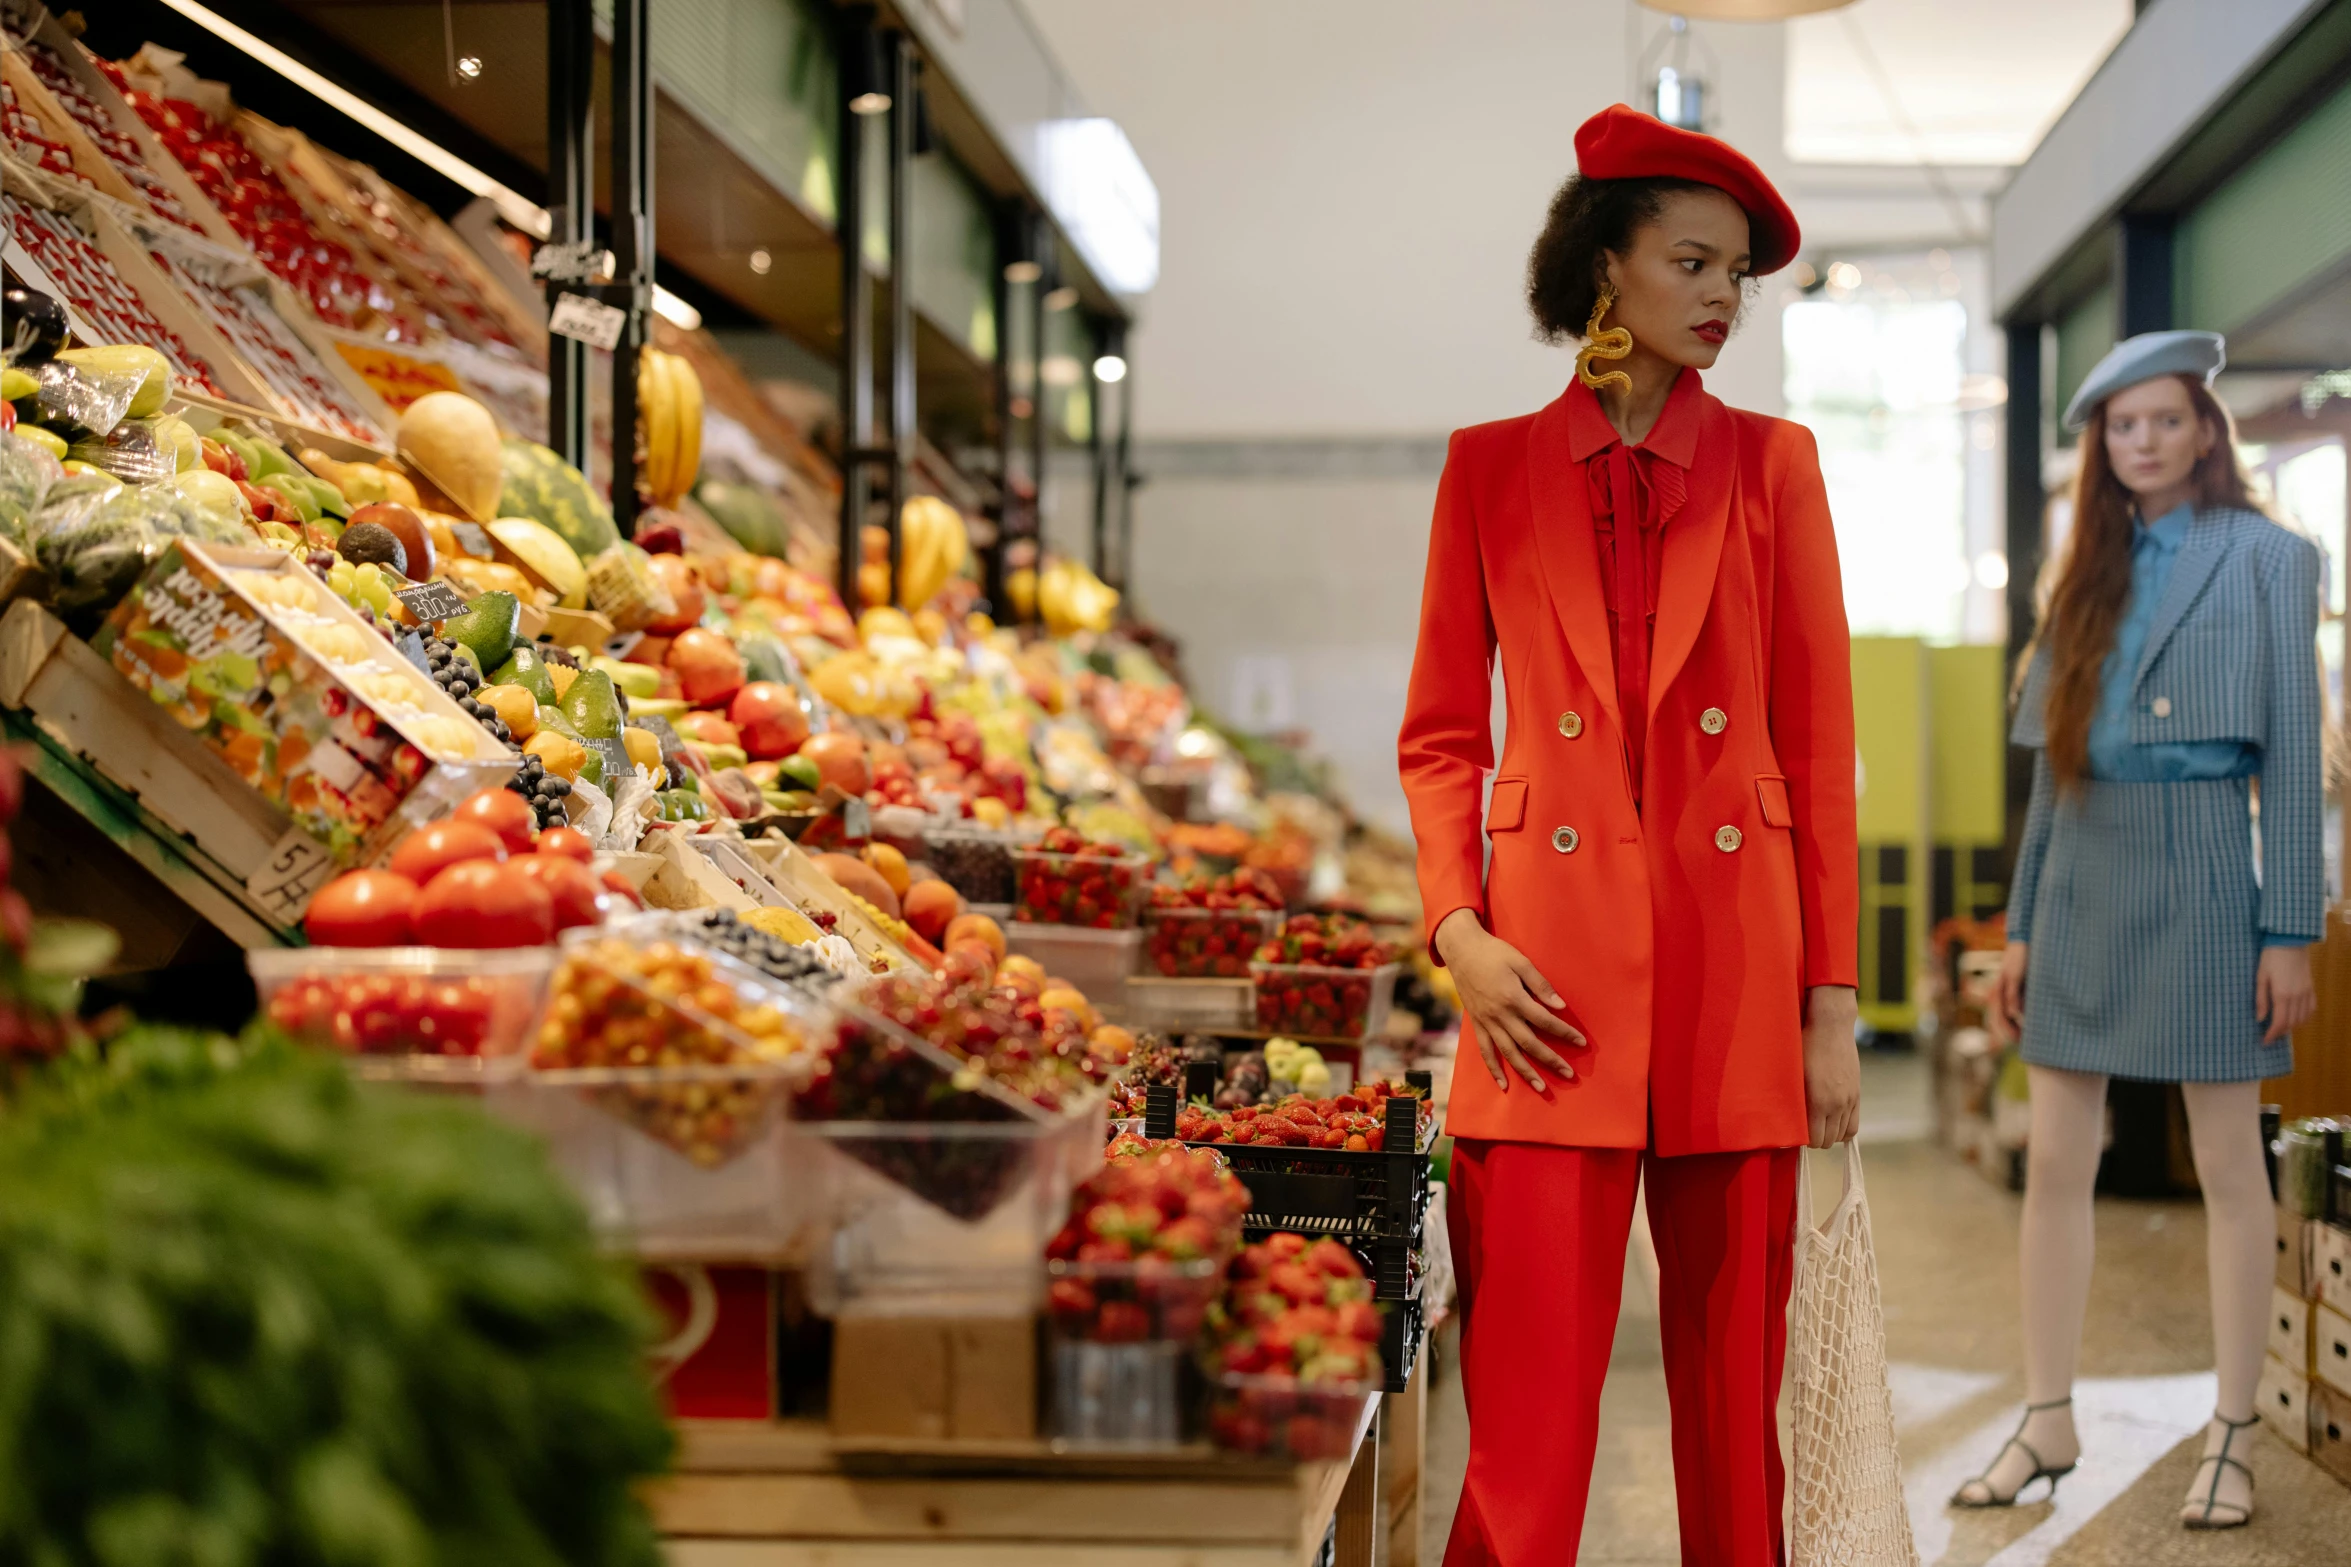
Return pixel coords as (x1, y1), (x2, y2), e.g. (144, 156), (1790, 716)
(1420, 1051), (2351, 1564)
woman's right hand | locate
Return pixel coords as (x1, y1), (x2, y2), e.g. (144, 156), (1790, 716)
(1992, 940), (2029, 1041)
(1434, 908), (1584, 1092)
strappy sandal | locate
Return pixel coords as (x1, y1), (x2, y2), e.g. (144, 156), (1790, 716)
(1951, 1398), (2079, 1508)
(2180, 1413), (2257, 1530)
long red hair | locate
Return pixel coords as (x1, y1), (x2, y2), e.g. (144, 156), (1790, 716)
(2034, 375), (2260, 790)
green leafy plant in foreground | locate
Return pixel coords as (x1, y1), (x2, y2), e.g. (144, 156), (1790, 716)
(0, 1024), (674, 1567)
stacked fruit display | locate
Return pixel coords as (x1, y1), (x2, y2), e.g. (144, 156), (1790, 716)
(1016, 825), (1151, 929)
(2, 198), (224, 398)
(1143, 869), (1284, 978)
(1202, 1233), (1385, 1457)
(1045, 1138), (1251, 1343)
(1250, 914), (1398, 1041)
(108, 75), (403, 335)
(18, 42), (203, 231)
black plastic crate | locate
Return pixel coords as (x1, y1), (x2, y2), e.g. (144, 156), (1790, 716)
(1380, 1291), (1424, 1394)
(1144, 1080), (1433, 1246)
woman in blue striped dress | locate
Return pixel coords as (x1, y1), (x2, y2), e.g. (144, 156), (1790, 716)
(1955, 331), (2325, 1530)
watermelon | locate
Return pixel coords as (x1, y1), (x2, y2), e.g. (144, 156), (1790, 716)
(498, 440), (618, 559)
(695, 478), (790, 557)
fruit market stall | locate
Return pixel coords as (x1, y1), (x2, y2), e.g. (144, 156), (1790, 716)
(0, 13), (1453, 1562)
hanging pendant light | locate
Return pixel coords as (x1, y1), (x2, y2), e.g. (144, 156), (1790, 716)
(1638, 0), (1856, 18)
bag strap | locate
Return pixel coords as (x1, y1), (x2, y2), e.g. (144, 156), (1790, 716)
(1796, 1140), (1867, 1249)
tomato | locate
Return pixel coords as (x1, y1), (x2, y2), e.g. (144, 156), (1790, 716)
(389, 820), (505, 885)
(513, 855), (604, 931)
(413, 859), (554, 948)
(450, 787), (537, 854)
(303, 869), (419, 947)
(536, 826), (596, 862)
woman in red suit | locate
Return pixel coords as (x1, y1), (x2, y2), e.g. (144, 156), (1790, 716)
(1400, 105), (1860, 1565)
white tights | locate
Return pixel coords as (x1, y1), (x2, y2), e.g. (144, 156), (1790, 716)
(2018, 1066), (2273, 1422)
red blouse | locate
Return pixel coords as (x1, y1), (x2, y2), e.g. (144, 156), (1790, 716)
(1569, 371), (1701, 803)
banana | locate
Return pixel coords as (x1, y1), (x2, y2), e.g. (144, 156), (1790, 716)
(637, 349), (676, 505)
(669, 352), (704, 504)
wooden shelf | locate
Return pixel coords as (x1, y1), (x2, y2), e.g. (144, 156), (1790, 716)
(653, 1394), (1384, 1567)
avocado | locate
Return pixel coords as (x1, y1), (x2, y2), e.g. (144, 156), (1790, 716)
(492, 643), (561, 706)
(559, 667), (623, 741)
(778, 755), (822, 792)
(443, 590), (521, 671)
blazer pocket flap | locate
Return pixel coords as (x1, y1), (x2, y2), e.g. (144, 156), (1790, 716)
(1487, 777), (1528, 832)
(1756, 775), (1794, 828)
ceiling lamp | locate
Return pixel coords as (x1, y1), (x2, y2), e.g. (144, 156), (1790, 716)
(1637, 0), (1856, 17)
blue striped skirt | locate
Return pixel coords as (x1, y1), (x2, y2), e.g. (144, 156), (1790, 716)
(2021, 776), (2290, 1083)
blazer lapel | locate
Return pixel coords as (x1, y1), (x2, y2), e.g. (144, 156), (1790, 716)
(1527, 394), (1623, 740)
(1648, 394), (1735, 720)
(2133, 510), (2229, 691)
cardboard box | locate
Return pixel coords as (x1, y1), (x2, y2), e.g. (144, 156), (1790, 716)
(646, 1264), (777, 1421)
(2318, 1303), (2351, 1401)
(2312, 1380), (2351, 1488)
(2320, 1223), (2351, 1318)
(830, 1314), (1037, 1442)
(2273, 1284), (2316, 1374)
(2280, 1205), (2321, 1298)
(92, 542), (509, 874)
(2259, 1354), (2313, 1453)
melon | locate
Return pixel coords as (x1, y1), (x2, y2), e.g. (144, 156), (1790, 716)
(488, 516), (588, 608)
(499, 439), (619, 559)
(397, 391), (503, 518)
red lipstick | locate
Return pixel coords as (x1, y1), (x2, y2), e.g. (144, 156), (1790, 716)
(1693, 320), (1728, 345)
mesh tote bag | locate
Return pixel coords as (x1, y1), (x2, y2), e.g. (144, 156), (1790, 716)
(1787, 1141), (1919, 1567)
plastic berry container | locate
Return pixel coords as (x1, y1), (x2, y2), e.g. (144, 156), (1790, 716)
(1204, 1373), (1379, 1460)
(1142, 906), (1282, 978)
(248, 946), (557, 1080)
(1247, 962), (1401, 1045)
(1013, 845), (1153, 928)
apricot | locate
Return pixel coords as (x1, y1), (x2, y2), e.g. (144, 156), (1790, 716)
(902, 878), (963, 945)
(944, 912), (1005, 964)
(862, 841), (912, 899)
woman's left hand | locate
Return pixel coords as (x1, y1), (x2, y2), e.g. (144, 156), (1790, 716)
(1803, 985), (1861, 1148)
(2257, 945), (2317, 1044)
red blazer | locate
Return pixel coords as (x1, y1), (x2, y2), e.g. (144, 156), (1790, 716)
(1399, 374), (1858, 1154)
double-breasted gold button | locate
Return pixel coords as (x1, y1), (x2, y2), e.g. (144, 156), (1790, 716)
(1714, 825), (1743, 852)
(1551, 826), (1579, 854)
(1700, 707), (1728, 735)
(1557, 711), (1583, 739)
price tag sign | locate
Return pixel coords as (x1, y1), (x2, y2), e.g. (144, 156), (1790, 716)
(587, 735), (636, 790)
(549, 291), (627, 351)
(448, 521), (494, 559)
(245, 826), (337, 925)
(394, 581), (471, 623)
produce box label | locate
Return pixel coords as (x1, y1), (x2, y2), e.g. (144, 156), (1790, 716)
(94, 542), (433, 863)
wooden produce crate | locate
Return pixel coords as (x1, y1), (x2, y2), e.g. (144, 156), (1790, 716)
(114, 207), (397, 447)
(649, 1398), (1389, 1567)
(0, 598), (295, 947)
(4, 17), (244, 247)
(2276, 902), (2351, 1122)
(0, 47), (147, 209)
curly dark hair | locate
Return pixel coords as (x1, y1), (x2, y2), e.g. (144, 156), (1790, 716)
(1526, 173), (1752, 342)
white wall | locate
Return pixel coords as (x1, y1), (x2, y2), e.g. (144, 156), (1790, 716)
(1022, 0), (1791, 435)
(1022, 3), (1793, 834)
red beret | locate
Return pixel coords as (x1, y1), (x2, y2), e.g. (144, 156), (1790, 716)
(1573, 103), (1801, 277)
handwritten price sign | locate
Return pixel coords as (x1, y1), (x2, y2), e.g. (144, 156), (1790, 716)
(244, 826), (338, 925)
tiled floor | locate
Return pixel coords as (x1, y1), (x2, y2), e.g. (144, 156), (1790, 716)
(1420, 1051), (2351, 1564)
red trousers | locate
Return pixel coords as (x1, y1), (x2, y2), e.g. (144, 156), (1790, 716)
(1443, 1140), (1799, 1567)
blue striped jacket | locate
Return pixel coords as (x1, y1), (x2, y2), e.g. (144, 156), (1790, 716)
(2009, 505), (2325, 946)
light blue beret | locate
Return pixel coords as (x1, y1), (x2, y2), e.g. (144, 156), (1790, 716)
(2063, 329), (2225, 431)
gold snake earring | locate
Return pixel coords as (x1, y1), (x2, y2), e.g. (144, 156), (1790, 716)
(1575, 283), (1633, 394)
